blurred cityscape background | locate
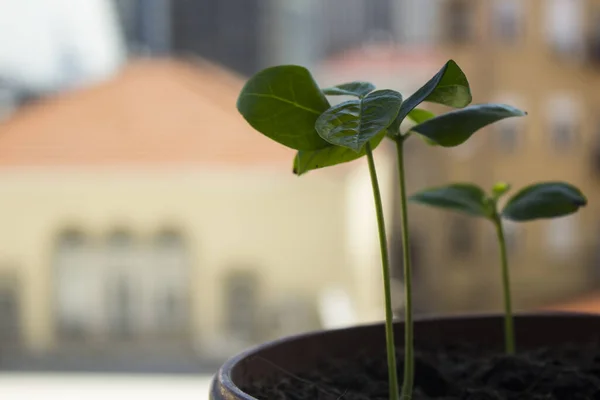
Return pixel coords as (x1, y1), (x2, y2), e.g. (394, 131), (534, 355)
(1, 0), (600, 397)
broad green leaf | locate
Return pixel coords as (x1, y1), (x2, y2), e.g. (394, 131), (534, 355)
(407, 108), (436, 124)
(315, 89), (403, 152)
(502, 182), (587, 221)
(237, 65), (331, 151)
(293, 131), (386, 175)
(407, 108), (438, 146)
(492, 182), (511, 199)
(410, 104), (527, 147)
(409, 183), (490, 218)
(389, 60), (471, 137)
(323, 82), (376, 98)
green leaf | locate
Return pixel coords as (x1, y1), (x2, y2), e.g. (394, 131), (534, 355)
(407, 108), (436, 124)
(409, 183), (490, 218)
(237, 65), (331, 151)
(315, 89), (403, 152)
(502, 182), (587, 221)
(323, 82), (376, 98)
(389, 60), (471, 137)
(293, 131), (386, 175)
(410, 104), (527, 147)
(407, 109), (438, 146)
(492, 182), (511, 199)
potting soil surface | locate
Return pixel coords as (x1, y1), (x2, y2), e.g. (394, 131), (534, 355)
(241, 342), (600, 399)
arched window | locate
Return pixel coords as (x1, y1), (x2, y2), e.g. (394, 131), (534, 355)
(54, 227), (97, 342)
(104, 229), (138, 339)
(224, 269), (259, 342)
(448, 216), (474, 258)
(150, 228), (189, 338)
(57, 228), (87, 250)
(106, 228), (135, 250)
(155, 229), (184, 248)
(0, 271), (20, 344)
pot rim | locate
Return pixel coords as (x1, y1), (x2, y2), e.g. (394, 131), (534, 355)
(214, 310), (599, 399)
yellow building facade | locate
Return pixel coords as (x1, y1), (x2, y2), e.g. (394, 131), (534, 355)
(411, 0), (600, 313)
(0, 59), (399, 361)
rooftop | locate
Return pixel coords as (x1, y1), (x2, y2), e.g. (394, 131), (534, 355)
(0, 58), (295, 168)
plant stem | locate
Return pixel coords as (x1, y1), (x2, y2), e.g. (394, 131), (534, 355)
(394, 139), (414, 399)
(493, 215), (515, 354)
(365, 142), (400, 400)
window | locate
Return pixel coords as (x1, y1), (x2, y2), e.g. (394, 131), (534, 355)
(54, 228), (104, 342)
(590, 12), (600, 64)
(546, 96), (579, 150)
(107, 229), (134, 249)
(494, 93), (526, 152)
(156, 289), (182, 332)
(445, 0), (472, 43)
(449, 217), (474, 257)
(154, 229), (185, 258)
(113, 0), (170, 55)
(58, 228), (87, 250)
(492, 0), (521, 43)
(391, 228), (421, 281)
(107, 275), (133, 339)
(546, 215), (578, 259)
(0, 274), (20, 344)
(224, 270), (259, 341)
(545, 0), (584, 56)
(152, 229), (189, 336)
(552, 121), (577, 148)
(497, 123), (518, 152)
(496, 119), (519, 152)
(364, 0), (393, 39)
(501, 219), (520, 253)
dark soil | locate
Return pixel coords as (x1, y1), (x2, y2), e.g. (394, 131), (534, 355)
(241, 342), (600, 399)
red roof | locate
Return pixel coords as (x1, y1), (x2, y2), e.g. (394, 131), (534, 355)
(0, 58), (295, 168)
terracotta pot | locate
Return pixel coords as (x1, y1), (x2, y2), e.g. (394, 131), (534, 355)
(209, 312), (600, 399)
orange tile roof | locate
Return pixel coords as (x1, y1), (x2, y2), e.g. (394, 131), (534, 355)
(0, 57), (295, 168)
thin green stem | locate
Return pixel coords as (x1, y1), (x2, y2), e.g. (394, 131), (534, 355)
(395, 139), (414, 399)
(493, 215), (515, 354)
(365, 142), (400, 400)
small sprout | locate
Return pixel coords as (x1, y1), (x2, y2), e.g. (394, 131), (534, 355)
(492, 182), (511, 200)
(410, 180), (586, 354)
(236, 58), (526, 400)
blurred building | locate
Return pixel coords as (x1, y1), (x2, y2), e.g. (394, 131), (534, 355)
(2, 1), (600, 368)
(110, 0), (441, 75)
(0, 58), (404, 369)
(393, 0), (600, 314)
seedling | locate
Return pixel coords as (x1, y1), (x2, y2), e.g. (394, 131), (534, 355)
(236, 60), (525, 400)
(410, 181), (587, 354)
